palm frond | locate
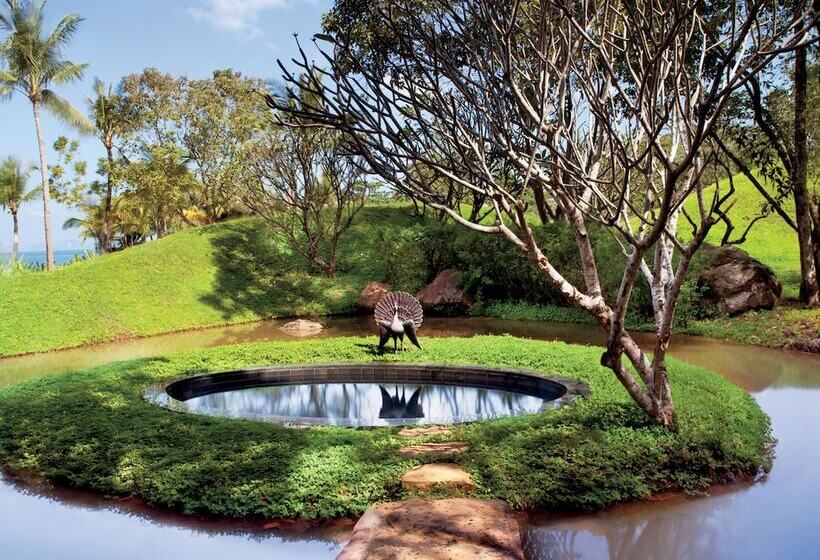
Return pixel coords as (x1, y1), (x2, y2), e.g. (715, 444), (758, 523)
(41, 89), (94, 133)
(62, 216), (87, 230)
(47, 60), (87, 85)
(44, 12), (83, 51)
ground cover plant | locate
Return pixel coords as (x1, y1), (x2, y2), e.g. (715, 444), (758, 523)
(0, 337), (771, 519)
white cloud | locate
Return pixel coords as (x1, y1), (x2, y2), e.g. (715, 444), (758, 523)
(186, 0), (288, 37)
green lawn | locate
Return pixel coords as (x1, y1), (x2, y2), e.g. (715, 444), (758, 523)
(0, 337), (771, 518)
(0, 206), (424, 357)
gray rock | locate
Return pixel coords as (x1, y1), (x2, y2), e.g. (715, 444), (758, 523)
(279, 319), (324, 336)
(697, 246), (781, 316)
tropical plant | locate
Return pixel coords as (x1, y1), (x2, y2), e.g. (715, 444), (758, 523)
(86, 77), (132, 252)
(0, 156), (40, 262)
(0, 0), (91, 270)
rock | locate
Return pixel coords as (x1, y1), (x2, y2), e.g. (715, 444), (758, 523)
(357, 281), (390, 312)
(697, 247), (782, 316)
(279, 319), (324, 336)
(400, 463), (476, 491)
(337, 498), (524, 560)
(397, 425), (454, 438)
(415, 269), (472, 314)
(398, 442), (470, 458)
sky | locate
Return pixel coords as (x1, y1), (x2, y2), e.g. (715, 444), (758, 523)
(0, 0), (331, 252)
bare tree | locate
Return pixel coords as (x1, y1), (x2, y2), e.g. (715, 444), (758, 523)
(275, 0), (817, 425)
(245, 121), (367, 277)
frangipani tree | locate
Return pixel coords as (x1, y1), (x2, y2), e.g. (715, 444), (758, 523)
(276, 0), (817, 425)
(0, 0), (91, 269)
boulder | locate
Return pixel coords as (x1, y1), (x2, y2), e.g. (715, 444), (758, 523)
(357, 281), (390, 312)
(337, 498), (524, 560)
(279, 319), (324, 336)
(415, 269), (472, 314)
(697, 246), (782, 316)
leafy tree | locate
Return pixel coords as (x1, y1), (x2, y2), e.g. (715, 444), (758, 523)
(245, 121), (367, 277)
(180, 70), (267, 223)
(49, 135), (87, 204)
(0, 0), (91, 270)
(0, 156), (40, 262)
(121, 144), (196, 238)
(717, 54), (820, 305)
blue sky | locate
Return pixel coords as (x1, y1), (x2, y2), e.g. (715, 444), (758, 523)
(0, 0), (331, 252)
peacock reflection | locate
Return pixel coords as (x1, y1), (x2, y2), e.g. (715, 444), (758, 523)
(177, 382), (547, 425)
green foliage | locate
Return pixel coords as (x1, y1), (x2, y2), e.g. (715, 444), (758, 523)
(473, 301), (594, 324)
(0, 337), (772, 518)
(0, 0), (90, 128)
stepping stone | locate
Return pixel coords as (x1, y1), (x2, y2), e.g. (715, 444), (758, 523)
(400, 463), (475, 491)
(397, 425), (453, 438)
(337, 498), (524, 560)
(398, 441), (470, 458)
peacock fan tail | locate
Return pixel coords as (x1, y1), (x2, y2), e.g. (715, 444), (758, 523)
(374, 291), (423, 329)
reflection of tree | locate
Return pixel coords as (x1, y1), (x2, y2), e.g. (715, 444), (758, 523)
(188, 381), (547, 423)
(524, 503), (723, 560)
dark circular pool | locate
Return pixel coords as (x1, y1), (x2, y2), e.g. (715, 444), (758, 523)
(146, 364), (585, 427)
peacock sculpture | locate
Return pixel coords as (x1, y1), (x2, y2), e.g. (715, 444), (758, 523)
(374, 291), (423, 353)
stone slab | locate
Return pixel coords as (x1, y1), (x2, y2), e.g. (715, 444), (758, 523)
(397, 425), (454, 438)
(337, 498), (524, 560)
(398, 442), (470, 458)
(400, 463), (475, 491)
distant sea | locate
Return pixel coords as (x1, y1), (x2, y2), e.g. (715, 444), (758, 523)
(0, 249), (92, 268)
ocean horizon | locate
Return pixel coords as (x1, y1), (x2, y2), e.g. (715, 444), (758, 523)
(0, 249), (92, 267)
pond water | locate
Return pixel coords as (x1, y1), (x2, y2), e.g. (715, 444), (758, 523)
(161, 382), (550, 426)
(1, 316), (819, 559)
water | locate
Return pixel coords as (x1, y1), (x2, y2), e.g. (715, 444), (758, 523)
(170, 382), (549, 426)
(0, 249), (90, 268)
(1, 316), (819, 559)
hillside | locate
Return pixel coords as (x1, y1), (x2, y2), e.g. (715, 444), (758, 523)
(0, 181), (810, 358)
(0, 206), (424, 357)
(684, 173), (802, 298)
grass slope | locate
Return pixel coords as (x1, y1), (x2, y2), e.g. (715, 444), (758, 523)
(0, 337), (771, 519)
(684, 173), (802, 298)
(0, 206), (422, 358)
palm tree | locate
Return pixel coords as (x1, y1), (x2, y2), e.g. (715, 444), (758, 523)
(87, 77), (129, 253)
(0, 0), (91, 270)
(0, 156), (41, 262)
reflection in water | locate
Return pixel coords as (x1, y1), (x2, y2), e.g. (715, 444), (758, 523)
(0, 470), (348, 560)
(379, 386), (423, 419)
(1, 316), (819, 560)
(177, 382), (545, 426)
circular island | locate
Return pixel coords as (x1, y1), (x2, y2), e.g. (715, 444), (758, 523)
(0, 336), (771, 521)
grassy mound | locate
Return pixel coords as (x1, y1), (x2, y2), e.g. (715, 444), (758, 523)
(0, 206), (421, 357)
(0, 337), (771, 519)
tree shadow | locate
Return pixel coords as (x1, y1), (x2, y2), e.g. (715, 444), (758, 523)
(0, 358), (409, 520)
(200, 220), (355, 320)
